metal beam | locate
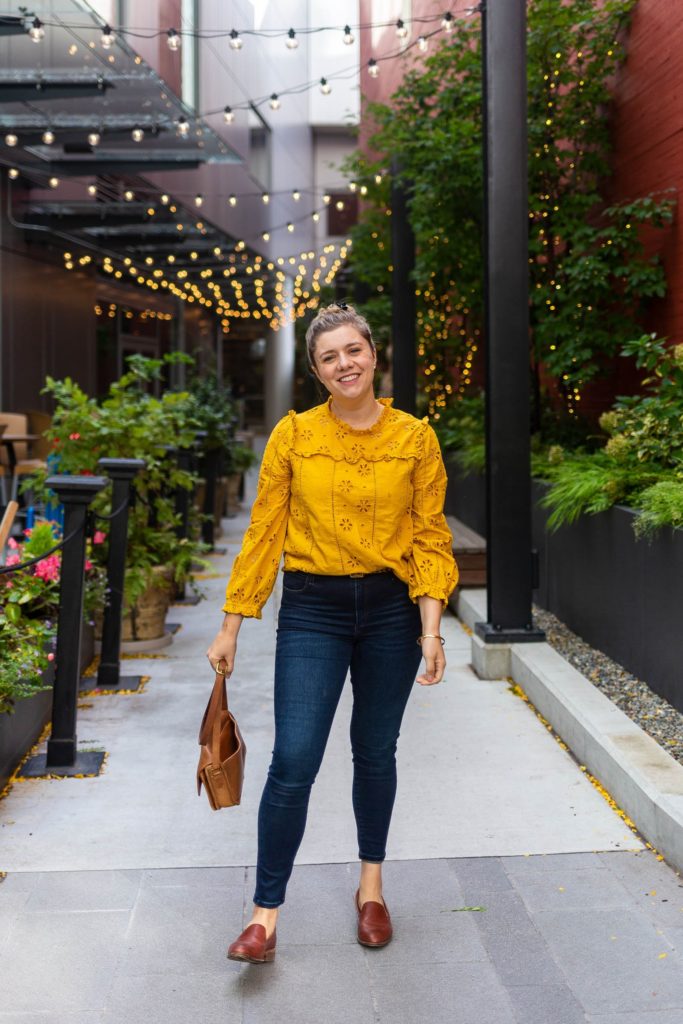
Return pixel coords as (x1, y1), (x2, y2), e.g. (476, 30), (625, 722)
(475, 0), (544, 645)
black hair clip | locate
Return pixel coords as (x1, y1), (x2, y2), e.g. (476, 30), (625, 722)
(336, 300), (349, 310)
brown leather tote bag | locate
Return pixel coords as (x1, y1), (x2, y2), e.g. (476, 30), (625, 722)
(197, 669), (246, 810)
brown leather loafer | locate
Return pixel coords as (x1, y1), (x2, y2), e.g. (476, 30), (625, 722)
(227, 923), (277, 963)
(355, 890), (393, 948)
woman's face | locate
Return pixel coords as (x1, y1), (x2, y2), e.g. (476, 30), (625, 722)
(312, 326), (376, 402)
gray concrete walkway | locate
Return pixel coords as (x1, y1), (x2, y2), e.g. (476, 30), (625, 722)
(0, 468), (682, 1023)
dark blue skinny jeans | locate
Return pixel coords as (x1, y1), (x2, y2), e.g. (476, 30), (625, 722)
(253, 570), (423, 908)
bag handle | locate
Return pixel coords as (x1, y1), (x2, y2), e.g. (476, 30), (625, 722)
(198, 671), (230, 748)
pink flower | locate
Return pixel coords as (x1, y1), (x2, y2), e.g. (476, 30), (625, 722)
(34, 554), (61, 582)
(84, 558), (93, 571)
(69, 432), (81, 441)
(7, 537), (18, 549)
(23, 528), (32, 537)
(47, 652), (55, 662)
(93, 531), (106, 545)
(5, 553), (21, 566)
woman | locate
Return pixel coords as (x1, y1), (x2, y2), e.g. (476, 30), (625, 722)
(207, 303), (458, 964)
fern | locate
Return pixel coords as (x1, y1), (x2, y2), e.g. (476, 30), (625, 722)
(634, 481), (683, 537)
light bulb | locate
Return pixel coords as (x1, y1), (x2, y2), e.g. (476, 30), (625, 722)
(360, 184), (368, 195)
(101, 24), (115, 49)
(176, 116), (189, 137)
(228, 194), (237, 206)
(343, 24), (354, 45)
(87, 183), (97, 196)
(368, 58), (379, 78)
(441, 12), (454, 33)
(8, 168), (19, 180)
(418, 35), (428, 52)
(262, 193), (270, 204)
(229, 29), (243, 50)
(292, 189), (301, 201)
(194, 194), (203, 207)
(49, 176), (59, 189)
(160, 193), (169, 204)
(349, 181), (357, 192)
(396, 18), (408, 39)
(312, 211), (320, 222)
(167, 28), (181, 51)
(223, 105), (234, 124)
(41, 129), (54, 145)
(124, 189), (134, 201)
(88, 131), (101, 147)
(131, 126), (144, 142)
(319, 77), (331, 95)
(336, 200), (345, 211)
(323, 193), (331, 205)
(287, 223), (294, 232)
(29, 17), (44, 42)
(262, 232), (270, 241)
(286, 28), (298, 49)
(269, 93), (281, 110)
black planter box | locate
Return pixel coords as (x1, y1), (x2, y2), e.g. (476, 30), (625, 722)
(0, 620), (98, 791)
(447, 461), (683, 712)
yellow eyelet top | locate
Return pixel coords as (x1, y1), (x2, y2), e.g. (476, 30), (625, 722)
(223, 397), (459, 618)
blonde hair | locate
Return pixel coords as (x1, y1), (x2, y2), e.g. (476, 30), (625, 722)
(305, 303), (375, 370)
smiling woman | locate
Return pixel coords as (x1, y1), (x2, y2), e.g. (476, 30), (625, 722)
(206, 302), (458, 965)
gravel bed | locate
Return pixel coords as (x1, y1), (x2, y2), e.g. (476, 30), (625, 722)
(533, 606), (683, 767)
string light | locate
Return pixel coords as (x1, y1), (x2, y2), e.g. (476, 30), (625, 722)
(48, 176), (59, 188)
(101, 24), (115, 49)
(87, 130), (101, 146)
(323, 193), (331, 205)
(29, 17), (44, 42)
(292, 189), (301, 201)
(442, 12), (454, 33)
(286, 28), (299, 49)
(418, 35), (428, 52)
(41, 129), (54, 145)
(5, 133), (18, 147)
(269, 93), (281, 110)
(194, 194), (203, 207)
(262, 231), (270, 241)
(349, 181), (357, 192)
(8, 168), (18, 180)
(124, 189), (134, 201)
(223, 105), (234, 124)
(229, 29), (243, 50)
(319, 77), (331, 95)
(262, 192), (270, 204)
(396, 18), (409, 39)
(287, 223), (294, 232)
(343, 24), (354, 45)
(228, 194), (237, 206)
(176, 116), (189, 137)
(160, 193), (169, 204)
(167, 28), (181, 51)
(131, 126), (144, 142)
(368, 58), (379, 78)
(87, 183), (97, 196)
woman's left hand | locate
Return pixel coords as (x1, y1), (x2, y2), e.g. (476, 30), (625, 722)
(416, 636), (446, 686)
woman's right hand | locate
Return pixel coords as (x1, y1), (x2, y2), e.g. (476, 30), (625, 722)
(206, 613), (242, 677)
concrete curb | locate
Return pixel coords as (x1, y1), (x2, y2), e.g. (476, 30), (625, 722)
(455, 588), (683, 874)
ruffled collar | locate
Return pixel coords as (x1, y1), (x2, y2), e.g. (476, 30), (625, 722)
(325, 396), (393, 436)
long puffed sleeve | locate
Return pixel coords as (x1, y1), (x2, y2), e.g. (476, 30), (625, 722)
(407, 424), (459, 605)
(222, 413), (294, 618)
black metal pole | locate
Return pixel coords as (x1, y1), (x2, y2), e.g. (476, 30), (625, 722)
(174, 447), (194, 542)
(391, 158), (417, 415)
(22, 476), (108, 776)
(94, 458), (145, 690)
(475, 0), (544, 644)
(201, 447), (219, 549)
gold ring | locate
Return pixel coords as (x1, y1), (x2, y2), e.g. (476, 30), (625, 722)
(214, 658), (229, 675)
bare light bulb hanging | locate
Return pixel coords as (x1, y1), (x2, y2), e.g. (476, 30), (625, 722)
(160, 193), (170, 204)
(41, 129), (54, 145)
(49, 176), (59, 189)
(262, 193), (270, 204)
(167, 28), (181, 51)
(87, 183), (97, 196)
(269, 93), (281, 110)
(368, 58), (379, 78)
(395, 18), (408, 39)
(195, 194), (203, 207)
(229, 29), (243, 50)
(87, 131), (101, 147)
(343, 24), (354, 45)
(292, 189), (301, 201)
(223, 105), (234, 124)
(101, 24), (115, 49)
(29, 17), (44, 42)
(131, 126), (144, 142)
(418, 35), (428, 52)
(441, 12), (454, 33)
(8, 168), (19, 180)
(319, 77), (331, 95)
(286, 28), (299, 49)
(176, 116), (190, 137)
(228, 194), (237, 206)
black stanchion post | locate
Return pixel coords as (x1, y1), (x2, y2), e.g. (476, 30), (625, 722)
(201, 447), (219, 550)
(21, 475), (108, 778)
(171, 445), (202, 605)
(93, 458), (146, 691)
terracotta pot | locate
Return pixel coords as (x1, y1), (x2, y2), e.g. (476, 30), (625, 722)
(122, 566), (173, 642)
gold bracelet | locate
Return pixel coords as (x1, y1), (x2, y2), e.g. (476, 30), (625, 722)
(417, 634), (445, 645)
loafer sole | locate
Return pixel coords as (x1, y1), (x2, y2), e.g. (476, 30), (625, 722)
(227, 947), (276, 963)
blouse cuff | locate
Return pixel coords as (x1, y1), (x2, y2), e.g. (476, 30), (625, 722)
(221, 601), (263, 620)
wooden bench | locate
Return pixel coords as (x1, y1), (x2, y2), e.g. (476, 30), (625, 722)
(446, 515), (487, 588)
